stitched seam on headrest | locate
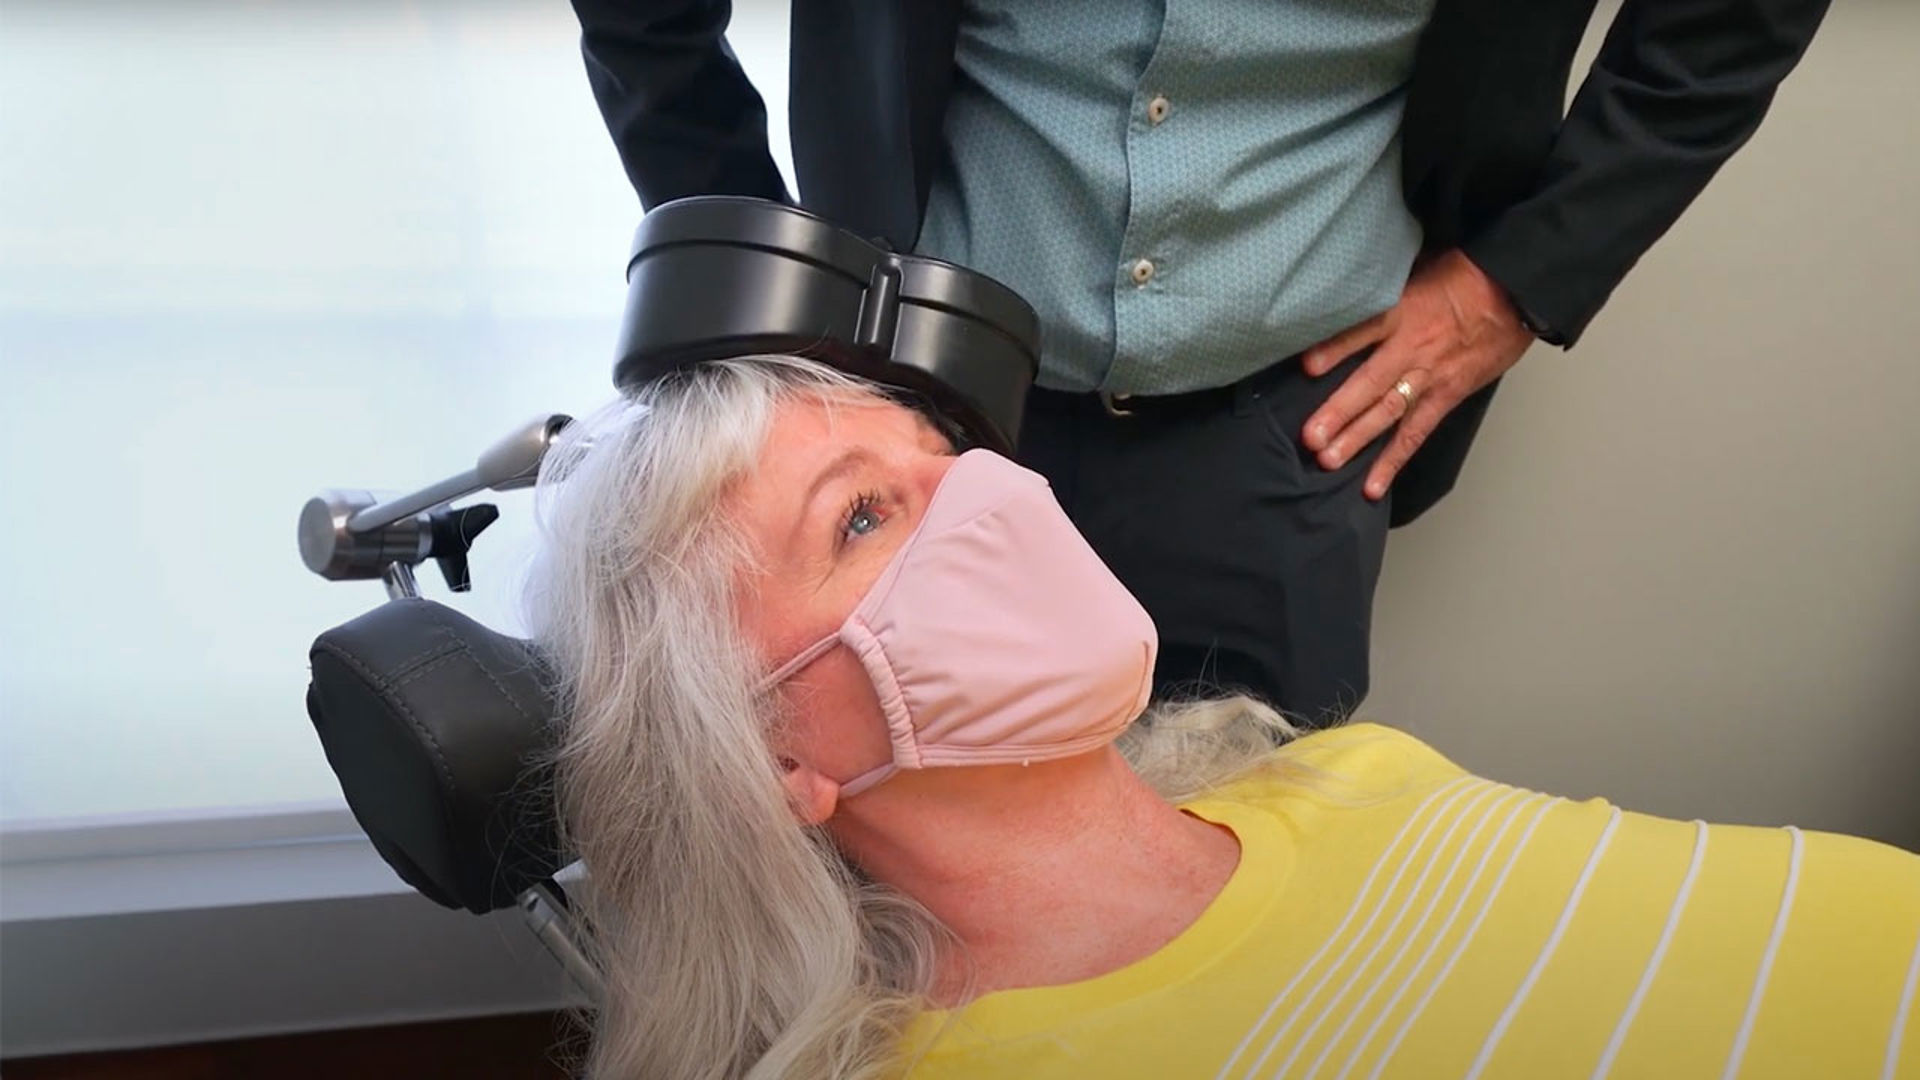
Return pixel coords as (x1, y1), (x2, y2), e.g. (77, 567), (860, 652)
(311, 639), (460, 819)
(383, 636), (465, 680)
(427, 611), (549, 903)
(390, 648), (469, 689)
(443, 633), (538, 724)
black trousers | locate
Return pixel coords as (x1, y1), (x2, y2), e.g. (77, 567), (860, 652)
(1014, 354), (1391, 727)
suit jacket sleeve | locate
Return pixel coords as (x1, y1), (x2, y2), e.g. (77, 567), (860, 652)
(1462, 0), (1830, 346)
(570, 0), (791, 209)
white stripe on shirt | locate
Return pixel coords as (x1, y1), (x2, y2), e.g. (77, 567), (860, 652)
(1331, 791), (1548, 1080)
(1463, 805), (1623, 1080)
(1212, 776), (1483, 1080)
(1291, 785), (1528, 1080)
(1238, 779), (1493, 1080)
(1886, 921), (1920, 1080)
(1720, 825), (1804, 1080)
(1589, 819), (1710, 1080)
(1363, 796), (1563, 1080)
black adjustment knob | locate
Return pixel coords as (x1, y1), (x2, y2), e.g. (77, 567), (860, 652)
(429, 503), (500, 592)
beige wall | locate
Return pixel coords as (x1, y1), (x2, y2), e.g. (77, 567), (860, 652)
(1368, 0), (1920, 851)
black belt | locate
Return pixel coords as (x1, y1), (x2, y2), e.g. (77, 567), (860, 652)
(1027, 353), (1302, 420)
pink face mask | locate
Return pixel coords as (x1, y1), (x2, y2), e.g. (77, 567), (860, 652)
(763, 449), (1158, 797)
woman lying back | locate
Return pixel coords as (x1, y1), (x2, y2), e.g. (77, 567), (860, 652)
(524, 356), (1920, 1080)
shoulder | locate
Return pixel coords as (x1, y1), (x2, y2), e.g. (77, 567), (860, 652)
(1174, 723), (1479, 835)
(1787, 823), (1920, 901)
(1279, 721), (1464, 771)
(1235, 722), (1471, 798)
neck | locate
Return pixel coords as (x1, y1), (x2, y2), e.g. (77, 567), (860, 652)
(830, 748), (1241, 1006)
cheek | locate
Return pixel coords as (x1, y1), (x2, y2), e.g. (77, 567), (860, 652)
(733, 569), (818, 672)
(779, 647), (897, 779)
(735, 552), (888, 673)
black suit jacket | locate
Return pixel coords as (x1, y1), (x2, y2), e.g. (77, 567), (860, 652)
(571, 0), (1827, 526)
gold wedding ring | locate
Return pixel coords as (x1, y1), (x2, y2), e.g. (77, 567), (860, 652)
(1391, 378), (1417, 412)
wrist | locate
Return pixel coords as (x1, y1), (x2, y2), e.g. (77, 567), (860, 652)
(1456, 249), (1560, 346)
(1507, 293), (1557, 343)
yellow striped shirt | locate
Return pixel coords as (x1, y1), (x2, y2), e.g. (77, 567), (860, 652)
(901, 724), (1920, 1079)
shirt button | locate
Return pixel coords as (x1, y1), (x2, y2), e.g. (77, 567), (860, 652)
(1130, 258), (1156, 285)
(1146, 96), (1170, 126)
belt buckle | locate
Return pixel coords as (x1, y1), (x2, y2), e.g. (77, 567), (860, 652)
(1100, 391), (1136, 418)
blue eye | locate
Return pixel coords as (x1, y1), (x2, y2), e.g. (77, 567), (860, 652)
(841, 492), (885, 542)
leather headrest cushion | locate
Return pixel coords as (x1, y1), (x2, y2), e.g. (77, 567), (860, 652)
(306, 598), (566, 914)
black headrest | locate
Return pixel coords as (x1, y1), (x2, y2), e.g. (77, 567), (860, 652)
(612, 196), (1040, 454)
(306, 599), (564, 914)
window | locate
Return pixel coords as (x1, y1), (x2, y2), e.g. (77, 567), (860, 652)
(0, 0), (796, 824)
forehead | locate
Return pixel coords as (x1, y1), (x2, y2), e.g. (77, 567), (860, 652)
(728, 394), (934, 512)
(763, 393), (927, 457)
(759, 394), (935, 478)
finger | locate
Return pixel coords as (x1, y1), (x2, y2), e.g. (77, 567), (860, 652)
(1364, 394), (1449, 500)
(1302, 310), (1393, 377)
(1302, 337), (1415, 451)
(1314, 386), (1406, 472)
(1318, 368), (1428, 471)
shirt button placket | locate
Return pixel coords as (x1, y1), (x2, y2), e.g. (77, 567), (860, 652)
(1130, 95), (1169, 289)
(1118, 71), (1170, 390)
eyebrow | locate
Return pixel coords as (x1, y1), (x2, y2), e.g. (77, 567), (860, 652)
(790, 445), (879, 549)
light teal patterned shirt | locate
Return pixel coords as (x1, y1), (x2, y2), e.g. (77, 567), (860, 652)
(915, 0), (1437, 396)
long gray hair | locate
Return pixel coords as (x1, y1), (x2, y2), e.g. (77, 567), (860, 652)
(524, 356), (1295, 1080)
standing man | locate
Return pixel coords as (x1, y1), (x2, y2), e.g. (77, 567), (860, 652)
(569, 0), (1828, 723)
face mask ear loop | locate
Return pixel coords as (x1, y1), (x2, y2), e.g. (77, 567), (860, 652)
(757, 632), (844, 695)
(837, 764), (899, 799)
